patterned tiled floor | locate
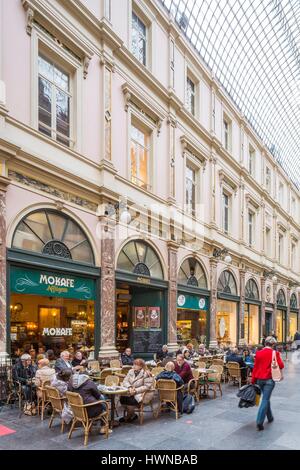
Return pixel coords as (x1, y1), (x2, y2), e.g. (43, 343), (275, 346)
(0, 353), (299, 450)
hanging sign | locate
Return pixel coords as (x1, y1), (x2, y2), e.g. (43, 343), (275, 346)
(10, 267), (95, 300)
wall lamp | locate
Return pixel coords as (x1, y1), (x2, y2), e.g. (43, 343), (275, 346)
(213, 248), (232, 264)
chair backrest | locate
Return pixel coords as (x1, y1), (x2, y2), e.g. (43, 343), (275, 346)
(211, 364), (223, 374)
(88, 360), (100, 372)
(207, 366), (222, 382)
(192, 369), (200, 380)
(66, 391), (87, 422)
(110, 359), (121, 368)
(197, 361), (207, 369)
(40, 379), (51, 400)
(227, 362), (241, 378)
(45, 385), (64, 412)
(212, 359), (224, 366)
(105, 375), (119, 387)
(156, 379), (177, 402)
(151, 367), (164, 377)
(121, 365), (132, 374)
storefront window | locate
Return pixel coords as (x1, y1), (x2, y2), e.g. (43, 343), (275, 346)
(275, 310), (286, 342)
(289, 312), (298, 340)
(244, 304), (259, 345)
(10, 293), (95, 355)
(177, 309), (206, 345)
(117, 240), (163, 279)
(216, 300), (237, 346)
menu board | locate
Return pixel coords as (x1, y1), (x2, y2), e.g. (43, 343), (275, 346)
(132, 329), (163, 354)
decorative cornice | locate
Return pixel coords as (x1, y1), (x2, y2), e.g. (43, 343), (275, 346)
(245, 193), (260, 210)
(180, 135), (209, 163)
(0, 175), (11, 192)
(218, 169), (238, 192)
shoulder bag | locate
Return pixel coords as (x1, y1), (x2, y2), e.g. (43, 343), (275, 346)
(271, 350), (283, 382)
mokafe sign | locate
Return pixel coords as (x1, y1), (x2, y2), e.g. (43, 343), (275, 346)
(10, 267), (95, 300)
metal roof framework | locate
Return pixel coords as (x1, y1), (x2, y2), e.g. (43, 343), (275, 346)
(159, 0), (300, 187)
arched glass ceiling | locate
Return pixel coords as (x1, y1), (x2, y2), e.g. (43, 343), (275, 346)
(159, 0), (300, 187)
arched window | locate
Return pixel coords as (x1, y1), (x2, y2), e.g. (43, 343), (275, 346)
(117, 240), (163, 279)
(277, 289), (286, 307)
(290, 293), (298, 309)
(217, 270), (237, 295)
(12, 209), (94, 264)
(245, 278), (259, 300)
(178, 258), (207, 288)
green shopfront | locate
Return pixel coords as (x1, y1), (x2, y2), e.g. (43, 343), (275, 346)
(8, 209), (100, 357)
(176, 258), (210, 346)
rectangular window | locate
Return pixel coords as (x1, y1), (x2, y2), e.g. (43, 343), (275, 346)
(38, 55), (71, 147)
(222, 191), (231, 234)
(130, 122), (150, 190)
(291, 243), (296, 270)
(249, 147), (255, 177)
(265, 166), (271, 192)
(278, 182), (284, 204)
(265, 226), (271, 257)
(291, 197), (296, 218)
(278, 233), (283, 263)
(186, 76), (195, 115)
(185, 163), (196, 216)
(132, 12), (147, 66)
(223, 118), (231, 151)
(248, 210), (254, 247)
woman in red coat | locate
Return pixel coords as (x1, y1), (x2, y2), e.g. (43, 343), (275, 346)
(251, 336), (284, 431)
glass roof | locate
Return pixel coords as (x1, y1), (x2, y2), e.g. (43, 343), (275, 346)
(159, 0), (300, 187)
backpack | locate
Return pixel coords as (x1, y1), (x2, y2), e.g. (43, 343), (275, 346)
(183, 393), (195, 414)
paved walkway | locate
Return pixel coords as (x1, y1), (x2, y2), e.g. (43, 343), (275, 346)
(0, 353), (299, 450)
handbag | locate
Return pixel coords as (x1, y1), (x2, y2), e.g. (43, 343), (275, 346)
(271, 350), (283, 382)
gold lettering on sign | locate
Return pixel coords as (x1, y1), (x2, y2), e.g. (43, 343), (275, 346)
(137, 277), (151, 285)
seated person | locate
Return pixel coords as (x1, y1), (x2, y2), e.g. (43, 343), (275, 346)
(183, 349), (194, 366)
(52, 369), (72, 397)
(68, 371), (105, 418)
(13, 353), (37, 403)
(34, 358), (56, 397)
(156, 361), (184, 413)
(119, 359), (154, 423)
(186, 343), (198, 358)
(71, 351), (88, 370)
(156, 344), (173, 362)
(55, 350), (73, 374)
(226, 347), (247, 381)
(174, 354), (193, 387)
(243, 350), (254, 370)
(45, 349), (56, 368)
(198, 343), (209, 356)
(121, 347), (134, 366)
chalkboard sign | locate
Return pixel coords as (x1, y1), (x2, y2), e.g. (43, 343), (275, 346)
(132, 329), (163, 353)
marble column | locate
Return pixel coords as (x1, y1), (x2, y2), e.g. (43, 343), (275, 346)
(238, 269), (246, 346)
(167, 241), (179, 352)
(98, 217), (119, 360)
(272, 280), (278, 332)
(209, 258), (218, 349)
(0, 176), (9, 353)
(261, 276), (266, 337)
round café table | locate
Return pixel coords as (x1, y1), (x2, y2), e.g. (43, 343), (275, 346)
(97, 386), (129, 428)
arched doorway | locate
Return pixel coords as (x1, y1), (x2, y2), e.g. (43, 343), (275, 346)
(244, 278), (260, 345)
(216, 270), (239, 346)
(177, 258), (209, 346)
(276, 289), (287, 342)
(116, 239), (167, 356)
(9, 209), (99, 357)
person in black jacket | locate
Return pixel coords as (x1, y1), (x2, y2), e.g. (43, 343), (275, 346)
(68, 372), (104, 418)
(156, 362), (184, 413)
(226, 348), (247, 381)
(121, 348), (134, 366)
(156, 345), (173, 362)
(13, 353), (37, 401)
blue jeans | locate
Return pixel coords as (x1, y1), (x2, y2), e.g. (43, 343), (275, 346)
(256, 379), (275, 426)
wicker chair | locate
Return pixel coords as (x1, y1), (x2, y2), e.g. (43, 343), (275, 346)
(123, 389), (156, 425)
(110, 359), (121, 368)
(45, 385), (66, 433)
(187, 369), (200, 402)
(150, 367), (164, 377)
(205, 367), (223, 399)
(37, 380), (51, 421)
(156, 379), (184, 419)
(99, 368), (114, 384)
(104, 375), (119, 387)
(66, 391), (109, 446)
(212, 359), (224, 366)
(87, 361), (100, 373)
(227, 362), (244, 387)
